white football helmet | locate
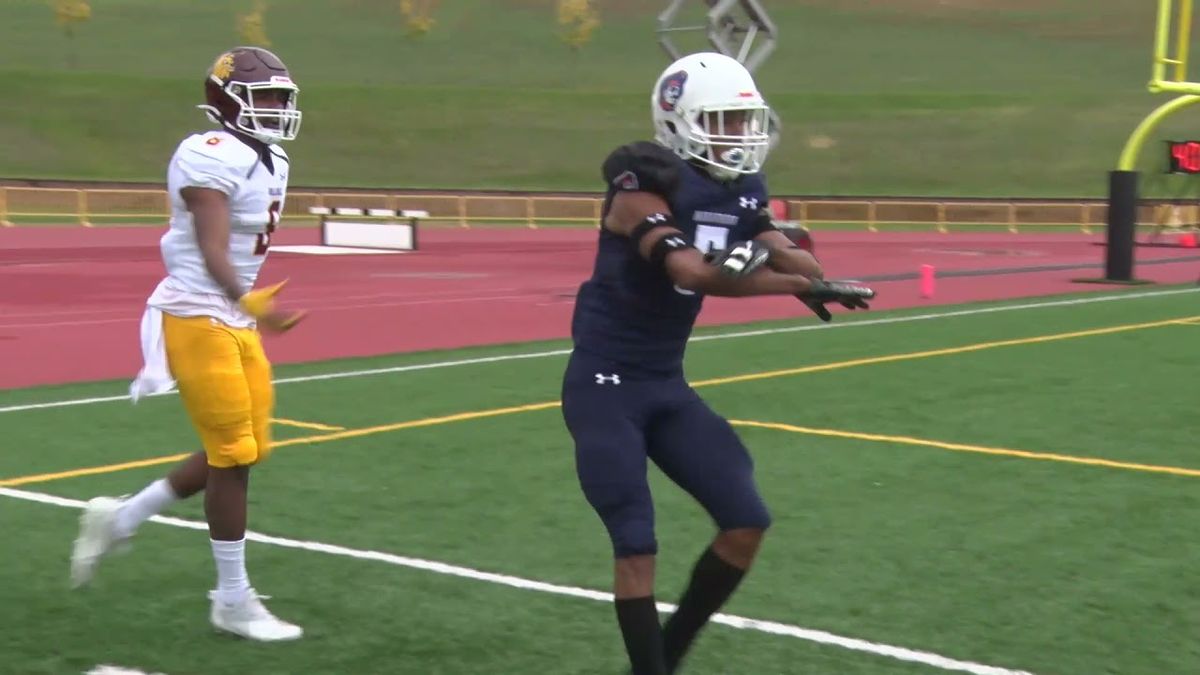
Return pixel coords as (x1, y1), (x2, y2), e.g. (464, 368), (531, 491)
(651, 52), (772, 181)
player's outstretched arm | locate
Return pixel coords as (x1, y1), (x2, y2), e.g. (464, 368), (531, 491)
(605, 190), (815, 298)
(754, 228), (823, 279)
(749, 219), (875, 322)
(185, 187), (304, 332)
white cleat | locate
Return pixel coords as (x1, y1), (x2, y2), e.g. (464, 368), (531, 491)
(70, 496), (130, 588)
(210, 589), (304, 642)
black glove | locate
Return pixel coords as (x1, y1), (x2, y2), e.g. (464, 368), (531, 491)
(703, 240), (771, 278)
(798, 279), (875, 322)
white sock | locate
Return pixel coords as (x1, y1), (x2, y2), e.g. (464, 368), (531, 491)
(113, 478), (179, 540)
(211, 538), (252, 605)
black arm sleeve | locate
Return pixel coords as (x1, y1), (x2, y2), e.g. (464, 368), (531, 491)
(748, 207), (781, 238)
(601, 141), (682, 200)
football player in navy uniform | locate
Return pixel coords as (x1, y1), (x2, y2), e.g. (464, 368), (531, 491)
(561, 52), (875, 674)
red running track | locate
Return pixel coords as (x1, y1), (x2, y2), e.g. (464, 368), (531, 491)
(1, 226), (1196, 389)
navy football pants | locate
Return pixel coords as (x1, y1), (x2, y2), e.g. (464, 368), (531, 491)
(562, 356), (772, 558)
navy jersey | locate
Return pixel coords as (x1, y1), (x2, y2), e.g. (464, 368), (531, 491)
(569, 141), (771, 377)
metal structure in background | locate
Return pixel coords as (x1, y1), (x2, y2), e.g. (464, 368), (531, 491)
(1094, 0), (1200, 283)
(656, 0), (782, 148)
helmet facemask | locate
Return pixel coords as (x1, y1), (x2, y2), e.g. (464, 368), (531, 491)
(202, 78), (301, 145)
(682, 105), (771, 181)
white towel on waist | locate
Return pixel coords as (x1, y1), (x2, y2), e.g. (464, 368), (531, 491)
(129, 306), (176, 403)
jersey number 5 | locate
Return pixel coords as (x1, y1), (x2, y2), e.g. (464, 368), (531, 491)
(253, 201), (282, 255)
(693, 224), (729, 254)
(676, 225), (730, 297)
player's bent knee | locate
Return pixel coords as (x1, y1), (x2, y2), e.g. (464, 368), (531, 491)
(205, 434), (260, 468)
(748, 507), (773, 531)
(584, 486), (658, 558)
(718, 526), (768, 551)
(714, 526), (768, 567)
(611, 527), (658, 558)
(603, 511), (658, 557)
(717, 502), (773, 533)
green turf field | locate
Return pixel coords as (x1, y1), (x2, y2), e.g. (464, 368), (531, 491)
(1, 0), (1198, 196)
(2, 287), (1199, 674)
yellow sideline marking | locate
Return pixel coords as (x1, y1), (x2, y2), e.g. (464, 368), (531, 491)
(730, 420), (1200, 479)
(271, 417), (346, 431)
(1, 315), (1190, 487)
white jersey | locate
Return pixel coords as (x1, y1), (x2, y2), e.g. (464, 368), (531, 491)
(146, 129), (289, 328)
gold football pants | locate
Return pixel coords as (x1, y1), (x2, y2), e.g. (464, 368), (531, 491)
(163, 314), (273, 468)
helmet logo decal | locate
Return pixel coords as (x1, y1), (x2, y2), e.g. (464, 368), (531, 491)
(211, 53), (235, 81)
(658, 70), (688, 111)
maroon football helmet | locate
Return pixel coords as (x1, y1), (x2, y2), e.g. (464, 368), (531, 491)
(199, 46), (301, 145)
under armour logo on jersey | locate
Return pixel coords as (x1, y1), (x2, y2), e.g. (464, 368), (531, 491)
(595, 373), (622, 385)
(646, 213), (668, 224)
(739, 197), (759, 210)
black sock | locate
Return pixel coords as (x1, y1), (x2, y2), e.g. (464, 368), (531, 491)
(662, 546), (747, 672)
(615, 595), (667, 675)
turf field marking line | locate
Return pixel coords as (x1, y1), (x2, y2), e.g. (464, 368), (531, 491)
(2, 286), (1196, 415)
(0, 453), (197, 487)
(689, 314), (1196, 388)
(270, 417), (346, 431)
(730, 420), (1200, 478)
(84, 667), (167, 675)
(0, 403), (560, 487)
(0, 316), (1189, 488)
(0, 487), (1034, 675)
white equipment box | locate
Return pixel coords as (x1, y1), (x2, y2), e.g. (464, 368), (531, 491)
(310, 207), (428, 251)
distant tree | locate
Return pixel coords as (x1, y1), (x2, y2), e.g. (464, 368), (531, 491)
(236, 0), (272, 47)
(400, 0), (440, 38)
(557, 0), (600, 53)
(559, 0), (604, 53)
(50, 0), (92, 68)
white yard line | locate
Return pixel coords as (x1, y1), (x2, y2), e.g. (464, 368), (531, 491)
(2, 486), (1033, 675)
(2, 286), (1195, 415)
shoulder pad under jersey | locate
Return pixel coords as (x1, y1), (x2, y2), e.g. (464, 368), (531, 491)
(172, 132), (261, 194)
(601, 141), (682, 199)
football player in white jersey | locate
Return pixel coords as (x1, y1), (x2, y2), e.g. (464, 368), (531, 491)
(70, 46), (307, 642)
